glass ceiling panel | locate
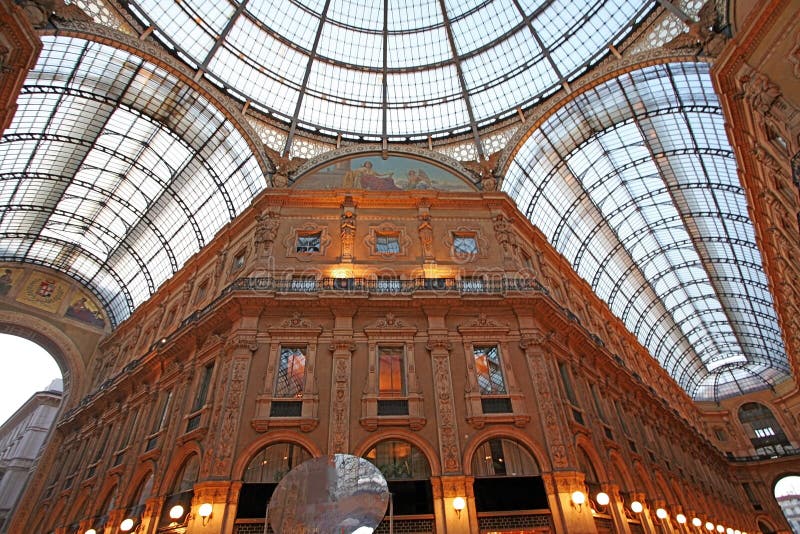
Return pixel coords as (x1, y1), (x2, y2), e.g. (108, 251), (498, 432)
(0, 36), (267, 328)
(503, 62), (790, 401)
(124, 0), (652, 140)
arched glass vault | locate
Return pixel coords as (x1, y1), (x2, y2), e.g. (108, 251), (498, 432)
(0, 36), (268, 326)
(124, 0), (653, 142)
(503, 62), (790, 401)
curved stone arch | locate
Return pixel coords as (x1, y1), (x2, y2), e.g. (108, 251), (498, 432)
(461, 426), (551, 475)
(497, 51), (716, 177)
(574, 434), (608, 484)
(93, 478), (120, 517)
(120, 462), (157, 507)
(352, 428), (442, 477)
(232, 431), (323, 481)
(0, 309), (88, 402)
(68, 485), (94, 526)
(755, 514), (780, 533)
(607, 450), (636, 493)
(668, 476), (688, 508)
(652, 468), (676, 504)
(40, 23), (275, 180)
(156, 442), (203, 495)
(632, 459), (657, 497)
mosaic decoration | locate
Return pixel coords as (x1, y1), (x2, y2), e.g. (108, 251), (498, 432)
(65, 291), (106, 329)
(293, 154), (474, 192)
(0, 267), (21, 298)
(17, 274), (67, 313)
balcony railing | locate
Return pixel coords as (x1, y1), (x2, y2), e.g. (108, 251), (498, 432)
(226, 276), (546, 295)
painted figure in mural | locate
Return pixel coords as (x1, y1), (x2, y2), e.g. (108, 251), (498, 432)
(406, 169), (432, 189)
(344, 161), (400, 190)
(0, 269), (12, 296)
(66, 296), (106, 328)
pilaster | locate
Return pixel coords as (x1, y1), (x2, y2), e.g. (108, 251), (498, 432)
(543, 471), (597, 534)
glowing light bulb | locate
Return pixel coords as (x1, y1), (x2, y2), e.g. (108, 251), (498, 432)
(630, 501), (643, 513)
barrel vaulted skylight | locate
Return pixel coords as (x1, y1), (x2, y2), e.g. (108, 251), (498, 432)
(0, 37), (267, 327)
(503, 62), (790, 401)
(124, 0), (653, 141)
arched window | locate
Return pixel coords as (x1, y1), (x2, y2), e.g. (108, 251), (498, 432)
(364, 440), (433, 516)
(237, 442), (312, 520)
(471, 438), (548, 519)
(160, 454), (199, 527)
(738, 403), (793, 457)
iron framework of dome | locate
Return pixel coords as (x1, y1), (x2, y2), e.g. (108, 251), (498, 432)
(124, 0), (653, 143)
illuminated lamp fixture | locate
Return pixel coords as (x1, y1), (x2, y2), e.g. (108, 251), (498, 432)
(198, 502), (213, 526)
(630, 501), (643, 514)
(84, 530), (97, 534)
(727, 529), (734, 534)
(693, 517), (703, 527)
(120, 517), (136, 531)
(656, 508), (668, 520)
(676, 513), (687, 524)
(571, 491), (586, 511)
(595, 492), (610, 506)
(452, 496), (466, 518)
(169, 504), (185, 521)
(706, 521), (715, 531)
(716, 526), (724, 533)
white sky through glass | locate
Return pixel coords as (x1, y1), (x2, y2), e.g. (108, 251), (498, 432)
(0, 334), (62, 426)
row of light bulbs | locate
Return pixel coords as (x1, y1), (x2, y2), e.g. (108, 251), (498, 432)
(82, 503), (213, 533)
(571, 491), (748, 534)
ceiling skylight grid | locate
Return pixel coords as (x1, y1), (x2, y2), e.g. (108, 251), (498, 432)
(125, 0), (652, 139)
(0, 37), (267, 327)
(503, 62), (790, 401)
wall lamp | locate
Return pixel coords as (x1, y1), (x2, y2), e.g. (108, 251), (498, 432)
(119, 517), (140, 532)
(655, 508), (668, 520)
(570, 491), (586, 511)
(84, 530), (97, 534)
(693, 517), (703, 527)
(198, 502), (213, 526)
(705, 521), (715, 531)
(629, 500), (643, 514)
(676, 513), (687, 524)
(452, 496), (466, 518)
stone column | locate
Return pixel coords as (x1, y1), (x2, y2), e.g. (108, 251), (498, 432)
(544, 471), (598, 534)
(328, 340), (355, 453)
(187, 480), (233, 533)
(431, 475), (477, 534)
(426, 334), (462, 474)
(629, 492), (658, 534)
(519, 329), (575, 470)
(140, 494), (164, 534)
(602, 483), (632, 534)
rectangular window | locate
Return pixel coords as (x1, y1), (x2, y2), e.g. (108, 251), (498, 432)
(232, 252), (245, 270)
(473, 345), (506, 394)
(461, 277), (485, 292)
(290, 276), (317, 292)
(192, 364), (214, 411)
(375, 234), (400, 254)
(453, 235), (478, 256)
(275, 347), (306, 398)
(616, 401), (630, 435)
(590, 383), (607, 422)
(195, 281), (208, 303)
(150, 390), (172, 434)
(296, 232), (321, 253)
(558, 362), (578, 405)
(376, 277), (402, 293)
(378, 346), (405, 397)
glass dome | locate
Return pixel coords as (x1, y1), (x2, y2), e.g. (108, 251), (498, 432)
(125, 0), (653, 141)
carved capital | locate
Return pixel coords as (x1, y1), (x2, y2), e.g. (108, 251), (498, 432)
(426, 336), (452, 352)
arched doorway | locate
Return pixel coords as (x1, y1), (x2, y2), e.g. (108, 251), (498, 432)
(773, 475), (800, 534)
(237, 442), (313, 523)
(470, 437), (550, 532)
(363, 439), (434, 517)
(738, 403), (793, 457)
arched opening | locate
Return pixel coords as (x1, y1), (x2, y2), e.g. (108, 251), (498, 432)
(159, 454), (199, 529)
(236, 442), (312, 521)
(738, 402), (793, 457)
(773, 475), (800, 534)
(119, 472), (153, 531)
(470, 438), (549, 530)
(757, 518), (778, 534)
(0, 333), (63, 531)
(363, 439), (433, 517)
